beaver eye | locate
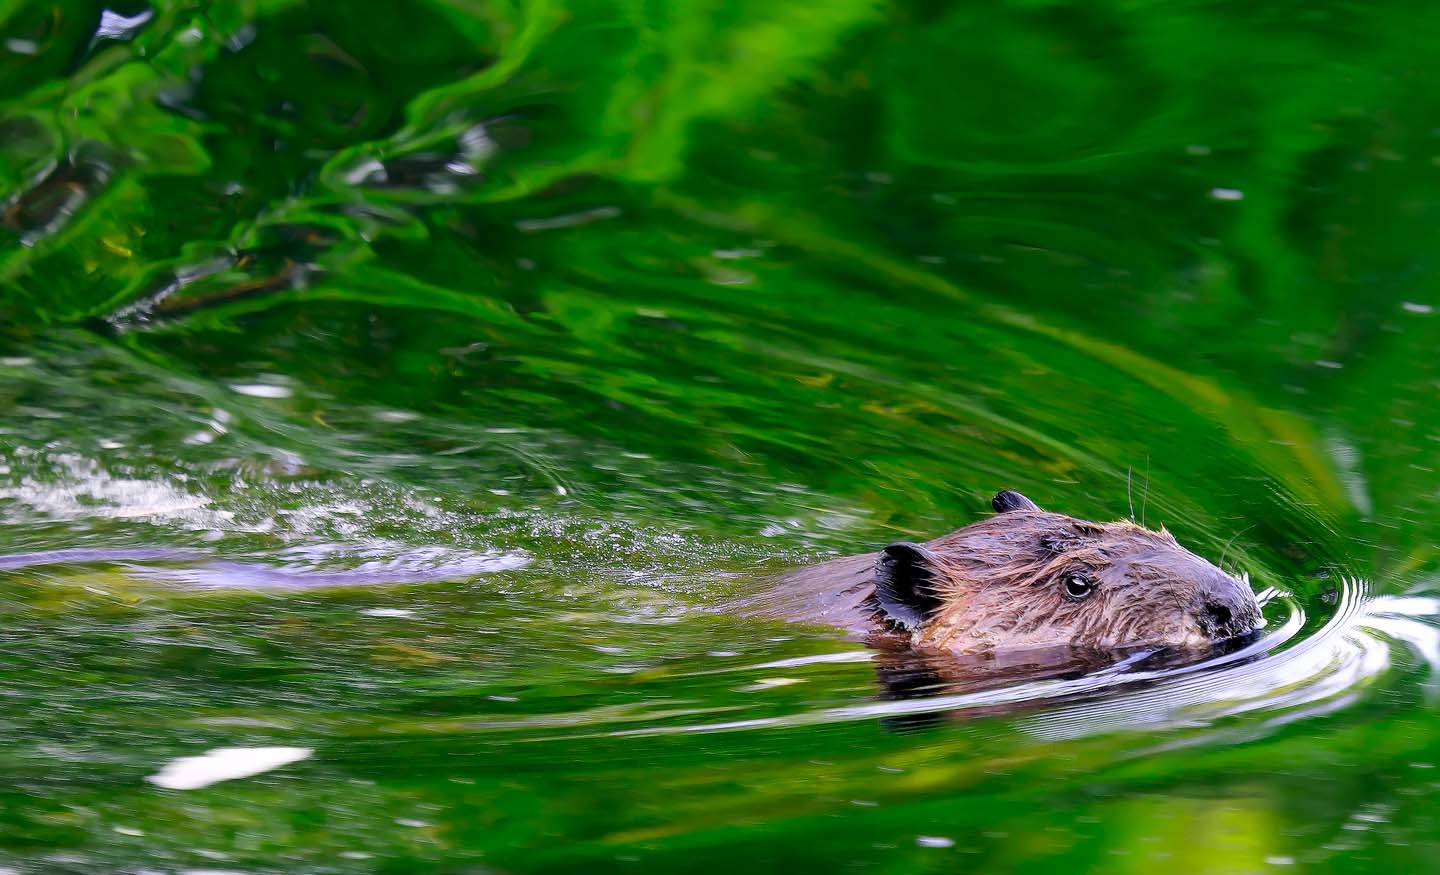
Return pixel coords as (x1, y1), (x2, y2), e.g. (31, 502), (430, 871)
(1063, 573), (1095, 600)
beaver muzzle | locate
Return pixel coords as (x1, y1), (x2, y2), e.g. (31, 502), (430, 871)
(1190, 570), (1264, 641)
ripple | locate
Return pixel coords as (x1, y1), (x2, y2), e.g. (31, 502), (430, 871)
(0, 544), (528, 591)
(611, 579), (1440, 740)
(133, 551), (530, 590)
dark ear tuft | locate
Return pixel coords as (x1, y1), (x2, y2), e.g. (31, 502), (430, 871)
(992, 490), (1041, 513)
(874, 543), (943, 631)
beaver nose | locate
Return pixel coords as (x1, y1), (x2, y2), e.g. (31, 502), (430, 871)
(1194, 573), (1261, 638)
(1203, 601), (1233, 628)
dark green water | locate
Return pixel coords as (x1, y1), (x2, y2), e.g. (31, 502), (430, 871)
(4, 1), (1440, 872)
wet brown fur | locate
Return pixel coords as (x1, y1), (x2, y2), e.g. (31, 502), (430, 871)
(748, 502), (1262, 658)
(913, 511), (1255, 652)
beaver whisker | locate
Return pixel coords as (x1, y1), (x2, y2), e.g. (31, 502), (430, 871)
(1218, 525), (1254, 574)
(1141, 456), (1151, 527)
(1127, 465), (1135, 522)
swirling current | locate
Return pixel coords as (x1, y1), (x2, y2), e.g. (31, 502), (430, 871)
(1, 440), (1436, 751)
(6, 1), (1440, 873)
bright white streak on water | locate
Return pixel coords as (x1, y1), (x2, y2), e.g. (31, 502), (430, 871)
(148, 746), (313, 790)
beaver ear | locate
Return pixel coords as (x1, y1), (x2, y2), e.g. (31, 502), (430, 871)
(874, 543), (944, 631)
(993, 490), (1042, 513)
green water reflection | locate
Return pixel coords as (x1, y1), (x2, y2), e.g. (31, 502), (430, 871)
(2, 0), (1440, 872)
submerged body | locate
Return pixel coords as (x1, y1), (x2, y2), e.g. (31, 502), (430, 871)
(754, 491), (1263, 659)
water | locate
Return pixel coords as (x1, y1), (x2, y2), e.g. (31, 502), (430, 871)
(4, 1), (1440, 871)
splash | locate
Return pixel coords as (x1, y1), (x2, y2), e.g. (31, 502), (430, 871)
(0, 447), (529, 586)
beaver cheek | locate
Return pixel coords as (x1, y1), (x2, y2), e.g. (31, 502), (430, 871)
(1162, 617), (1214, 650)
(911, 616), (955, 650)
(1094, 612), (1204, 650)
(911, 609), (981, 654)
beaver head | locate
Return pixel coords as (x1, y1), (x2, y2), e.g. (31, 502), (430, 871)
(871, 490), (1263, 654)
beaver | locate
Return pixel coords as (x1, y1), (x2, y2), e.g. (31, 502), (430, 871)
(750, 490), (1263, 659)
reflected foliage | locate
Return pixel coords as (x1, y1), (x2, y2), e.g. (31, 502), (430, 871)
(2, 0), (1440, 872)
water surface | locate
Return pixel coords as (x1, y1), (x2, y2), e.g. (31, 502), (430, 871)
(3, 1), (1440, 872)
